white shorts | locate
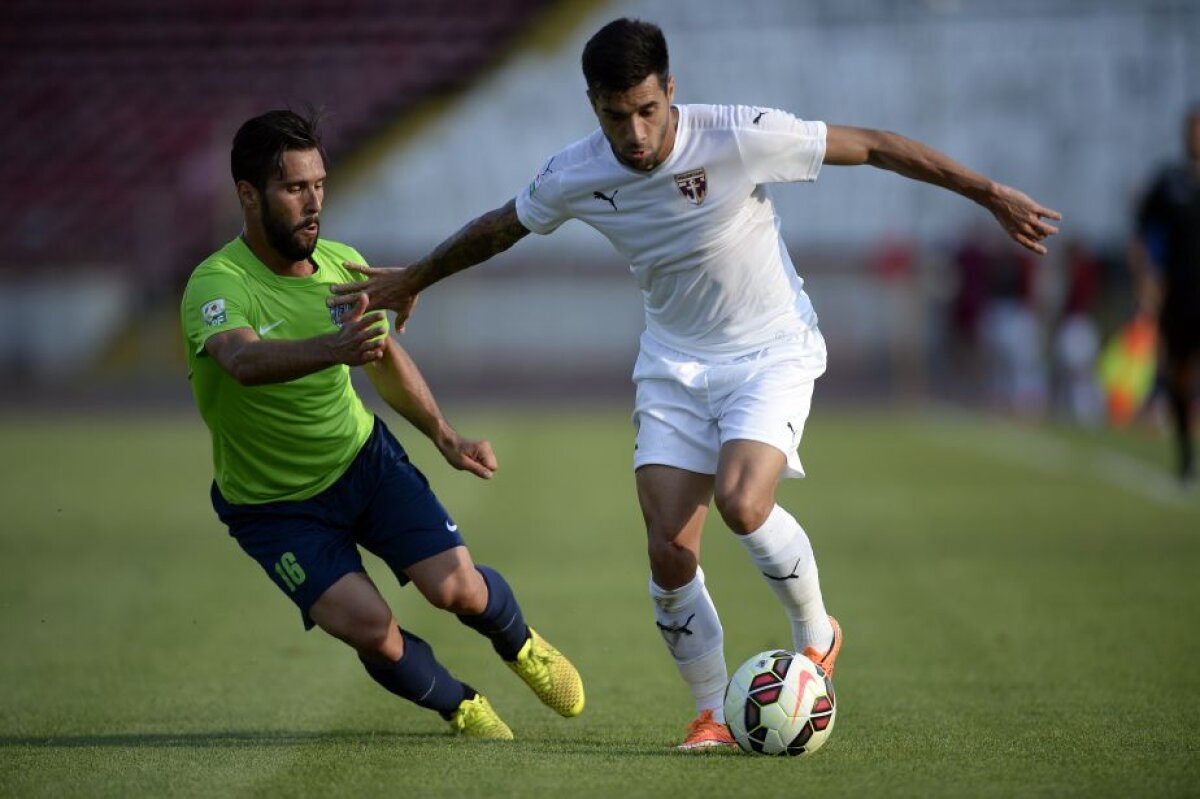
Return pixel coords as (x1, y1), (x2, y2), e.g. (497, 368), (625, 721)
(632, 329), (827, 478)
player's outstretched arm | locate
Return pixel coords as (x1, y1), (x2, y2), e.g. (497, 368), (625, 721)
(206, 293), (386, 385)
(329, 198), (531, 328)
(824, 125), (1062, 255)
(364, 337), (497, 479)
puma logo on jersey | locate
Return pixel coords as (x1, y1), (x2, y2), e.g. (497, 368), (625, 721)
(753, 108), (769, 124)
(593, 189), (619, 211)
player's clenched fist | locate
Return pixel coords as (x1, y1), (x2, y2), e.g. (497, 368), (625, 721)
(436, 434), (499, 480)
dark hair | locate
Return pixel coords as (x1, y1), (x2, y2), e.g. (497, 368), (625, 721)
(230, 108), (326, 192)
(581, 18), (669, 96)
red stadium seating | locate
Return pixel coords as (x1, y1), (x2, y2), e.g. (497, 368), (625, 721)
(0, 0), (549, 278)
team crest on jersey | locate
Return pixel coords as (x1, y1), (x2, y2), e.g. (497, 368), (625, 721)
(674, 168), (708, 206)
(329, 301), (352, 328)
(201, 298), (226, 326)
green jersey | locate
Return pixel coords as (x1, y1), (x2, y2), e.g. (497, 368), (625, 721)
(181, 236), (387, 505)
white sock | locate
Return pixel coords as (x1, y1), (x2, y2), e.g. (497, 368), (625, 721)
(649, 566), (728, 721)
(737, 505), (834, 654)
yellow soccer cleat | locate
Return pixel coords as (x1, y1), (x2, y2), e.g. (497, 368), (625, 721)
(448, 693), (514, 740)
(507, 628), (585, 717)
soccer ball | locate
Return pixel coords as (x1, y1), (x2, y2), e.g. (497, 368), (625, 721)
(724, 649), (836, 756)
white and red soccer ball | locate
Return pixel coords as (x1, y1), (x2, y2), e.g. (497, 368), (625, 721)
(723, 649), (837, 756)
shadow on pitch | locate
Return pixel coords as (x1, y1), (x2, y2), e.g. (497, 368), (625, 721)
(0, 730), (453, 749)
(0, 731), (744, 758)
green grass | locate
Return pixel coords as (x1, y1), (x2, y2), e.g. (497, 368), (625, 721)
(1, 406), (1198, 797)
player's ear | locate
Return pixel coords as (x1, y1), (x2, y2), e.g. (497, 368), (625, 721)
(664, 74), (675, 103)
(236, 180), (259, 211)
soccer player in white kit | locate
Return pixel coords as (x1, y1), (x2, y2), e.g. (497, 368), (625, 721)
(332, 18), (1061, 749)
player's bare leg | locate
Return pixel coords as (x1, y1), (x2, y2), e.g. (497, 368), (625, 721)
(716, 440), (841, 676)
(311, 570), (512, 739)
(406, 546), (488, 615)
(637, 465), (734, 749)
(309, 571), (405, 662)
(638, 465), (713, 590)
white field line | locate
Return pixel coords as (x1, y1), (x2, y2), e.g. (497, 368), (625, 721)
(919, 412), (1198, 512)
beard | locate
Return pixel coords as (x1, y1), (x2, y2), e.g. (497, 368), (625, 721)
(262, 196), (318, 262)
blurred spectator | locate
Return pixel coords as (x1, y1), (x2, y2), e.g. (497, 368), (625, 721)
(1129, 105), (1200, 485)
(1052, 239), (1104, 425)
(952, 230), (1047, 416)
(945, 224), (992, 396)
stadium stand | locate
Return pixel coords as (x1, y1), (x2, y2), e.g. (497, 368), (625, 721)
(0, 0), (553, 281)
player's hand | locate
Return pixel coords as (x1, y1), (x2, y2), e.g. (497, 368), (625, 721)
(985, 184), (1062, 255)
(329, 262), (420, 331)
(329, 292), (387, 365)
(437, 433), (498, 480)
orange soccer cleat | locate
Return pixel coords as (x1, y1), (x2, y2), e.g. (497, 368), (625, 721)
(802, 614), (843, 679)
(677, 709), (737, 751)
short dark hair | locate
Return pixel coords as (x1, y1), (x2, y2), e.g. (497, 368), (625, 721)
(230, 108), (326, 192)
(581, 18), (669, 96)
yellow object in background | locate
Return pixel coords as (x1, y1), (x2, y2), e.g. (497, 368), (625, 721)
(1097, 316), (1158, 427)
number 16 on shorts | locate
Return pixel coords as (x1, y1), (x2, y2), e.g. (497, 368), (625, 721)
(274, 552), (306, 593)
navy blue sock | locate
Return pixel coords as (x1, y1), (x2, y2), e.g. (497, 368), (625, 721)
(457, 565), (530, 661)
(361, 629), (472, 719)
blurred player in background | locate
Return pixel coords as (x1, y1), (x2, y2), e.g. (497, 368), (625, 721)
(333, 19), (1060, 749)
(1129, 105), (1200, 485)
(181, 110), (584, 740)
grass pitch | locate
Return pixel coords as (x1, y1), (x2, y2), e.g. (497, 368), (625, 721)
(1, 405), (1197, 797)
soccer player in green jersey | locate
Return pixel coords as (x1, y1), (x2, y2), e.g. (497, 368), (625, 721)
(181, 109), (585, 739)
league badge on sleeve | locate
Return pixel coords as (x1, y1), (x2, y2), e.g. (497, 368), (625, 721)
(202, 298), (227, 326)
(674, 168), (708, 206)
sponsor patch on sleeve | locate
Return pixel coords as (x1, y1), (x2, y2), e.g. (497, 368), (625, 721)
(528, 156), (555, 196)
(202, 298), (227, 326)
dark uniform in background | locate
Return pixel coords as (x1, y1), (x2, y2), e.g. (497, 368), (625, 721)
(1136, 114), (1200, 482)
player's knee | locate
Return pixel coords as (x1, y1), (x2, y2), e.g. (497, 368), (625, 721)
(647, 536), (697, 585)
(424, 569), (487, 614)
(356, 623), (392, 655)
(341, 615), (399, 660)
(647, 535), (683, 565)
(714, 490), (772, 534)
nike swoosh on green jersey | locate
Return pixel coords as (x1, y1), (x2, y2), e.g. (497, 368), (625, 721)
(257, 320), (285, 336)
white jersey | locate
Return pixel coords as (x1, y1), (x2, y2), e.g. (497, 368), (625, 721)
(515, 103), (827, 359)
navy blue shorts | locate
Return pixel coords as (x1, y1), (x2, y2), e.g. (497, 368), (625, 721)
(211, 417), (465, 629)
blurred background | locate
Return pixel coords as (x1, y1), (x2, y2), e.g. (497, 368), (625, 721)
(0, 0), (1197, 436)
